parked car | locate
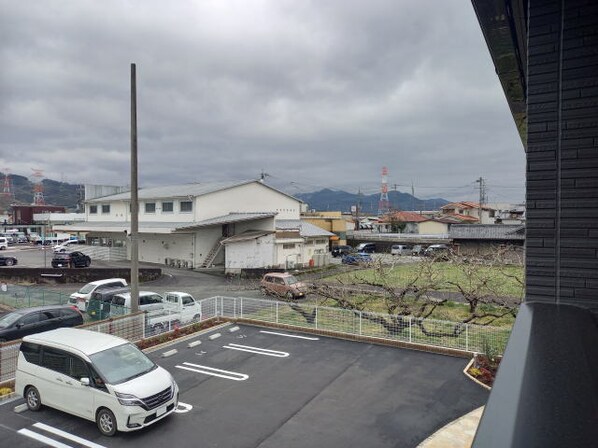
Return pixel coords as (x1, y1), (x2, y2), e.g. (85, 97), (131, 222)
(331, 245), (353, 258)
(356, 242), (376, 253)
(0, 305), (84, 342)
(147, 292), (202, 334)
(87, 286), (131, 321)
(341, 252), (373, 265)
(53, 240), (79, 253)
(69, 278), (128, 312)
(411, 245), (423, 256)
(15, 328), (179, 436)
(51, 251), (91, 268)
(260, 272), (308, 299)
(423, 244), (451, 258)
(390, 244), (412, 256)
(110, 291), (165, 316)
(0, 237), (8, 250)
(0, 256), (17, 266)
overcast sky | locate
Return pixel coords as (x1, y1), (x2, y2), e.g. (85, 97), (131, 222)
(0, 0), (525, 204)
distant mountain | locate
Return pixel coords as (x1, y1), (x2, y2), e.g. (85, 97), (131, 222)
(295, 189), (449, 214)
(0, 173), (82, 211)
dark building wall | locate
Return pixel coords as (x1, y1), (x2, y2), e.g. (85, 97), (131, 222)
(526, 0), (598, 311)
(10, 206), (66, 225)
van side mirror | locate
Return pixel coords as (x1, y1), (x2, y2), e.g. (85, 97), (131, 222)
(80, 377), (90, 386)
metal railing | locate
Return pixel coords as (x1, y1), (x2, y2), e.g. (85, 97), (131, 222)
(206, 296), (511, 355)
(0, 294), (511, 385)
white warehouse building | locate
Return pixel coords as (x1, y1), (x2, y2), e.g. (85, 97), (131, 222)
(54, 180), (333, 273)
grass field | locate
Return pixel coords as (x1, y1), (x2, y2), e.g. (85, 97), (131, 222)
(313, 261), (524, 327)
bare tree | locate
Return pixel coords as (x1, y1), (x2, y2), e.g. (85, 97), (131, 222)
(305, 248), (523, 338)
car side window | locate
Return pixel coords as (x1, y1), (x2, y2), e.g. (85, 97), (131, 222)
(19, 312), (41, 326)
(147, 295), (161, 304)
(21, 342), (42, 365)
(69, 355), (89, 380)
(41, 311), (58, 320)
(42, 347), (70, 375)
(182, 296), (193, 306)
(140, 296), (149, 306)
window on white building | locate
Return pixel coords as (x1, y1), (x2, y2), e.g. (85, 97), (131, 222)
(145, 202), (156, 213)
(283, 243), (295, 249)
(89, 205), (97, 214)
(101, 205), (110, 214)
(162, 201), (173, 213)
(180, 201), (193, 213)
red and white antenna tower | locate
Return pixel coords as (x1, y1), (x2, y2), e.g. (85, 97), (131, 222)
(31, 168), (45, 205)
(378, 166), (390, 216)
(2, 169), (14, 199)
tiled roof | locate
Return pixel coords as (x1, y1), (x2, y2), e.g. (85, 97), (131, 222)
(276, 220), (335, 238)
(442, 201), (496, 211)
(443, 213), (480, 223)
(382, 211), (429, 223)
(450, 224), (525, 240)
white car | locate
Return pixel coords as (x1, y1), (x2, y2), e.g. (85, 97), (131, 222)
(15, 328), (179, 436)
(69, 278), (128, 311)
(53, 240), (78, 253)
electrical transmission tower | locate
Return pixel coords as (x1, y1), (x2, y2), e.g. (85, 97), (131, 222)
(31, 169), (45, 205)
(2, 169), (14, 200)
(378, 166), (390, 216)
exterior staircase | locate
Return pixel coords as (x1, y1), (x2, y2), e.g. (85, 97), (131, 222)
(200, 238), (224, 268)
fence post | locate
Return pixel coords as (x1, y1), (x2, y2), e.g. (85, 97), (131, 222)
(465, 324), (469, 352)
(276, 302), (279, 324)
(234, 297), (237, 319)
(409, 317), (412, 343)
(240, 297), (243, 319)
(315, 307), (318, 329)
(359, 311), (362, 336)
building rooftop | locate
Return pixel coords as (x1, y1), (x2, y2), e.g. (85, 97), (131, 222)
(450, 224), (525, 241)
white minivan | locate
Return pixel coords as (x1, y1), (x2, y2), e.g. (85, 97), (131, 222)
(15, 328), (179, 436)
(0, 237), (8, 250)
(69, 278), (128, 311)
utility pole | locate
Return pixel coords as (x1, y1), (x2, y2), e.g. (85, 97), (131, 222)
(354, 188), (363, 230)
(476, 177), (486, 224)
(130, 63), (139, 313)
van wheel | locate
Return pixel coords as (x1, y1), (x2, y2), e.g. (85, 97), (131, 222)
(260, 287), (268, 296)
(25, 386), (42, 411)
(193, 314), (201, 321)
(97, 408), (117, 436)
(286, 291), (294, 300)
(5, 259), (13, 266)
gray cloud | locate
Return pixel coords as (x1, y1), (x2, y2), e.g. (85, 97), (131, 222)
(0, 0), (525, 203)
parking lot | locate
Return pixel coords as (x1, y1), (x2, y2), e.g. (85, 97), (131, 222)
(0, 324), (488, 448)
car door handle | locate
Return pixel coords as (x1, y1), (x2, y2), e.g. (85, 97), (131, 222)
(56, 378), (63, 382)
(65, 381), (73, 385)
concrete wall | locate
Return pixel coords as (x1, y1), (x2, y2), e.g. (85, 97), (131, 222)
(138, 233), (194, 266)
(224, 234), (276, 273)
(418, 221), (449, 235)
(526, 0), (598, 313)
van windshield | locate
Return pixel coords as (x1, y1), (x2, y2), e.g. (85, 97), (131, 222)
(90, 343), (156, 384)
(0, 312), (24, 329)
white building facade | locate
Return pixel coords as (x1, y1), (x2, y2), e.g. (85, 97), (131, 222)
(54, 180), (332, 273)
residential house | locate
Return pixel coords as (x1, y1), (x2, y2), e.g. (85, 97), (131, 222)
(441, 201), (496, 224)
(379, 211), (450, 235)
(54, 180), (333, 273)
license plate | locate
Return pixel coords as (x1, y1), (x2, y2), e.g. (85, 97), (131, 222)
(156, 405), (167, 417)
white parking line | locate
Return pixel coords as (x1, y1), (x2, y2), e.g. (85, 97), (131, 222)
(18, 428), (73, 448)
(175, 362), (248, 381)
(223, 343), (289, 358)
(260, 330), (320, 340)
(32, 423), (107, 448)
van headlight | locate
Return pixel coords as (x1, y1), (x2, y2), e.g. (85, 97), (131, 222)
(115, 392), (144, 407)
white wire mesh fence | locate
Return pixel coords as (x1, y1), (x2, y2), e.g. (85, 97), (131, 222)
(206, 296), (511, 355)
(0, 295), (511, 384)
